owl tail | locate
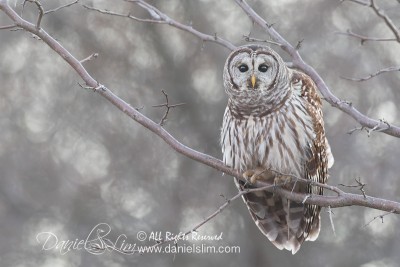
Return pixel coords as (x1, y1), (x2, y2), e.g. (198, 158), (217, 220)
(235, 178), (321, 254)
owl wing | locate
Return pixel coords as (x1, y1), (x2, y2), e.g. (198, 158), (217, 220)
(292, 70), (334, 169)
(292, 70), (334, 242)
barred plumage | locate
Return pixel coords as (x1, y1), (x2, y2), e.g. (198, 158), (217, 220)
(221, 45), (334, 254)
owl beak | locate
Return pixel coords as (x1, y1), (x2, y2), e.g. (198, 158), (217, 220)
(251, 74), (256, 89)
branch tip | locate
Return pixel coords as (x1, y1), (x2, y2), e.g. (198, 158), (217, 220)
(152, 90), (185, 126)
(45, 0), (79, 14)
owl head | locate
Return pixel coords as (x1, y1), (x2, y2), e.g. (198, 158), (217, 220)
(223, 45), (289, 102)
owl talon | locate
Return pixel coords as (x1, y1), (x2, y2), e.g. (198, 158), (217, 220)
(242, 170), (256, 185)
(243, 168), (274, 185)
(273, 175), (295, 193)
(274, 175), (292, 186)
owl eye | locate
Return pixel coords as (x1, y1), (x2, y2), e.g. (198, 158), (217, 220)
(238, 64), (249, 73)
(258, 64), (269, 72)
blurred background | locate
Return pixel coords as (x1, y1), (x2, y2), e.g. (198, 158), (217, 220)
(0, 0), (399, 266)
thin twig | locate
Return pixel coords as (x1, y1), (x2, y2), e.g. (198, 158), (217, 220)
(326, 206), (336, 236)
(152, 90), (185, 126)
(347, 119), (390, 137)
(342, 66), (400, 82)
(82, 4), (161, 23)
(0, 24), (16, 29)
(80, 53), (99, 64)
(347, 126), (366, 135)
(45, 0), (79, 14)
(242, 34), (282, 46)
(341, 0), (370, 6)
(23, 0), (44, 29)
(335, 30), (396, 45)
(363, 209), (395, 228)
(339, 177), (367, 199)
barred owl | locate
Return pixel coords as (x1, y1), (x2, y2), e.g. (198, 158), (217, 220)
(221, 45), (334, 254)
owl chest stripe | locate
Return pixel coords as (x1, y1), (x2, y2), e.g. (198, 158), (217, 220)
(264, 118), (274, 164)
(287, 116), (303, 153)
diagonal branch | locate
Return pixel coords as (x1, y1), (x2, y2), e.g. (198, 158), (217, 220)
(44, 0), (79, 14)
(83, 1), (236, 51)
(0, 0), (399, 215)
(363, 209), (395, 228)
(342, 65), (400, 82)
(370, 0), (400, 43)
(342, 0), (369, 5)
(82, 4), (161, 23)
(0, 24), (16, 29)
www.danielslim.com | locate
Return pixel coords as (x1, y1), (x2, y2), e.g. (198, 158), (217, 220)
(133, 243), (240, 254)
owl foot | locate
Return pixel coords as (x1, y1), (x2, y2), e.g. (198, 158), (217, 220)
(274, 175), (292, 186)
(273, 175), (296, 192)
(242, 167), (275, 185)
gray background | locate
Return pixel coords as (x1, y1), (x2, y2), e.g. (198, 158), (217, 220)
(0, 0), (399, 266)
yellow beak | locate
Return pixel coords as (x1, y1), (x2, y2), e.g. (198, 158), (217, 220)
(251, 74), (256, 89)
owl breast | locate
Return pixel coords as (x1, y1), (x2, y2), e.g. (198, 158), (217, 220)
(221, 93), (314, 176)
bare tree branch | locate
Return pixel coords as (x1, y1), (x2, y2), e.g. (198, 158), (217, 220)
(347, 119), (390, 136)
(363, 210), (395, 228)
(83, 2), (237, 51)
(152, 90), (185, 126)
(342, 0), (369, 6)
(343, 0), (400, 43)
(0, 24), (16, 29)
(23, 0), (44, 29)
(44, 0), (79, 14)
(326, 206), (336, 236)
(339, 178), (367, 199)
(242, 34), (283, 47)
(335, 30), (397, 44)
(342, 66), (400, 82)
(234, 0), (400, 138)
(370, 0), (400, 43)
(82, 4), (160, 23)
(0, 0), (400, 217)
